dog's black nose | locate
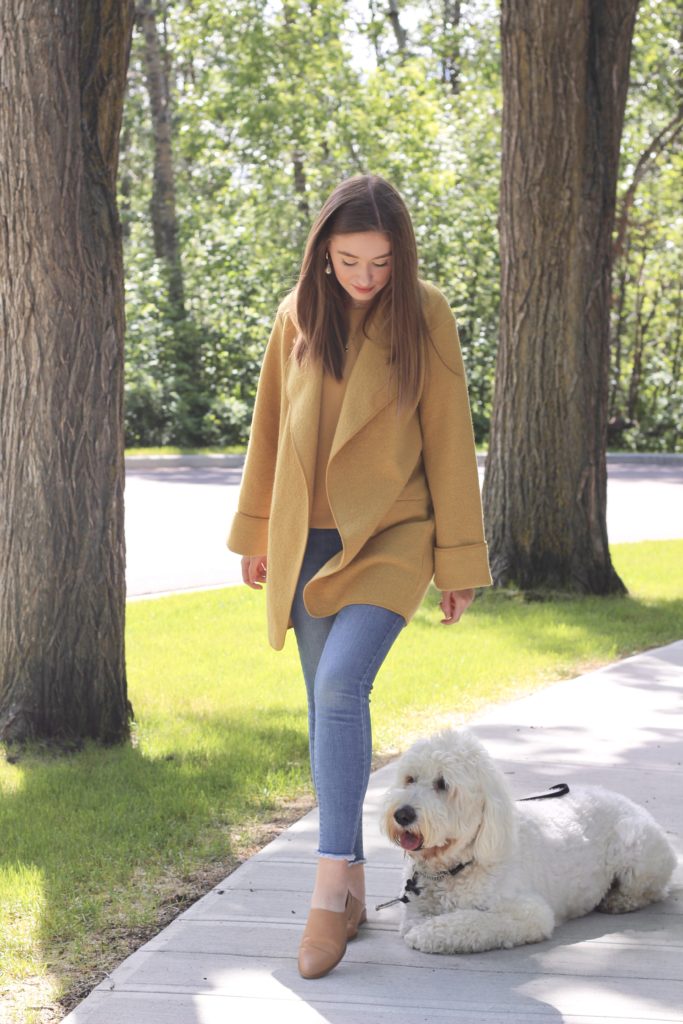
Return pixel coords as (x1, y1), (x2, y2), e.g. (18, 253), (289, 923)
(394, 805), (417, 827)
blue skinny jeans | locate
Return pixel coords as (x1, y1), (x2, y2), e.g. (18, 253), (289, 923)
(291, 528), (404, 865)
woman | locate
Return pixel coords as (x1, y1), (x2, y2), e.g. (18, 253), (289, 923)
(228, 174), (491, 979)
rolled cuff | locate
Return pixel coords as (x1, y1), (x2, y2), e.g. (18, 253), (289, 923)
(433, 542), (492, 591)
(227, 511), (269, 556)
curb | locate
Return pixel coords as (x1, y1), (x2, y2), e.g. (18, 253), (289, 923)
(125, 452), (683, 470)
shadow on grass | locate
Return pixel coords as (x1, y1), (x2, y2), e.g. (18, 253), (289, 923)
(0, 708), (311, 1017)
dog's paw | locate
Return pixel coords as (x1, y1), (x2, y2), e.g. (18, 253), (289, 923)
(403, 910), (519, 954)
(404, 921), (445, 954)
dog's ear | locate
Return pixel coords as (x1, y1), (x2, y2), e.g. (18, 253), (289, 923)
(472, 767), (516, 865)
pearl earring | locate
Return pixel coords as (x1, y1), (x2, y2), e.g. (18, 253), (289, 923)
(325, 253), (332, 275)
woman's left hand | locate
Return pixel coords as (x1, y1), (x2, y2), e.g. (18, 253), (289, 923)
(439, 589), (475, 625)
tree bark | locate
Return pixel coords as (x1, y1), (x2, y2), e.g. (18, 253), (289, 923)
(483, 0), (638, 595)
(0, 0), (135, 743)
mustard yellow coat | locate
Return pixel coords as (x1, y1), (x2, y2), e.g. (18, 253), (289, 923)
(227, 280), (492, 650)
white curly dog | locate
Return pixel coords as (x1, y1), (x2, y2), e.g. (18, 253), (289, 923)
(380, 728), (677, 954)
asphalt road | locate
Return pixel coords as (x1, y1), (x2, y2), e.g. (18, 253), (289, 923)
(125, 454), (683, 599)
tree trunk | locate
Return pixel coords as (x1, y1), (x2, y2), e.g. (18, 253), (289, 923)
(388, 0), (408, 51)
(607, 260), (630, 445)
(293, 149), (310, 216)
(0, 0), (134, 743)
(441, 0), (462, 94)
(483, 0), (638, 595)
(137, 0), (185, 318)
(136, 1), (207, 445)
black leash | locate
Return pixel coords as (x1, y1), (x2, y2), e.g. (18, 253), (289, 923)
(376, 783), (570, 912)
(518, 783), (570, 801)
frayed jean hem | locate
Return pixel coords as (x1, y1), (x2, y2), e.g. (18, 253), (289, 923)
(316, 851), (367, 865)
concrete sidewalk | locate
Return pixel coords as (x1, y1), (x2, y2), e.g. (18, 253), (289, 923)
(66, 641), (683, 1023)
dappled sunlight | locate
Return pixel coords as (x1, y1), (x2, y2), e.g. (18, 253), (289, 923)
(0, 757), (25, 797)
(1, 862), (46, 962)
(519, 971), (681, 1020)
(0, 862), (59, 1024)
(189, 972), (346, 1024)
(472, 645), (683, 775)
(0, 716), (308, 1024)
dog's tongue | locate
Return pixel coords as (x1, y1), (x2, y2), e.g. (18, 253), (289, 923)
(399, 832), (422, 851)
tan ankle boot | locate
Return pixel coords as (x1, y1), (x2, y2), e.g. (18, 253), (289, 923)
(298, 904), (348, 979)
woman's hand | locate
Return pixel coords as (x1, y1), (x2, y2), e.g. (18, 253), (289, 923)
(439, 588), (474, 625)
(241, 555), (268, 590)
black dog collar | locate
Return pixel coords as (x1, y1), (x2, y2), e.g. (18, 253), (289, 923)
(375, 860), (473, 911)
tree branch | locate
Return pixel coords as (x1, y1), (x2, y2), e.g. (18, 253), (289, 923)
(613, 105), (683, 261)
(387, 0), (408, 51)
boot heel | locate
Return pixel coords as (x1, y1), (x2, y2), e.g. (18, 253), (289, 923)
(346, 892), (367, 940)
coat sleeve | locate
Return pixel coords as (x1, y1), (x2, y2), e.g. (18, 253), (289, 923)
(227, 311), (288, 556)
(419, 299), (493, 591)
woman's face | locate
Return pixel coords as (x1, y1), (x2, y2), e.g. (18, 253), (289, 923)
(328, 231), (392, 306)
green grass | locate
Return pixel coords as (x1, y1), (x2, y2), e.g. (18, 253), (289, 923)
(125, 445), (246, 457)
(1, 539), (682, 1021)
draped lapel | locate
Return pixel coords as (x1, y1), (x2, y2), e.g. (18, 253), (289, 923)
(283, 315), (398, 502)
(330, 331), (397, 461)
(284, 351), (322, 501)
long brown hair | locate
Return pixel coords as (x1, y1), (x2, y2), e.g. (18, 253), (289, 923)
(294, 175), (427, 406)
